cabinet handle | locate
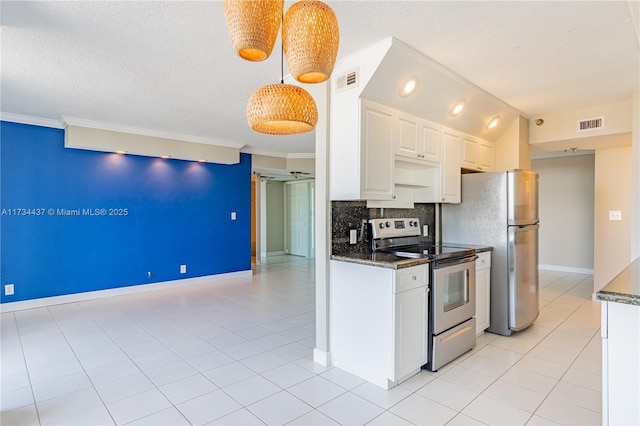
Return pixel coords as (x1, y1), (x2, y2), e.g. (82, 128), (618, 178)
(442, 197), (445, 202)
(392, 195), (397, 199)
(412, 276), (417, 280)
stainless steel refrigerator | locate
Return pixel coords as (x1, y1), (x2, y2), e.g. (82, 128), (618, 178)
(442, 169), (539, 336)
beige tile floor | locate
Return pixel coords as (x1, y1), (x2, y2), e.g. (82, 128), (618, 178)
(1, 256), (601, 425)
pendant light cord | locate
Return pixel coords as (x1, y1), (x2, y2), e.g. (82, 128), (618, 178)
(280, 11), (284, 84)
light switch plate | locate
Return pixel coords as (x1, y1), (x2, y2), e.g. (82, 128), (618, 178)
(5, 284), (14, 296)
(350, 229), (357, 244)
(180, 265), (187, 274)
(231, 212), (237, 220)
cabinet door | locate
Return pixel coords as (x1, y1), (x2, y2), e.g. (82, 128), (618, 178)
(441, 131), (461, 203)
(461, 137), (478, 169)
(478, 140), (495, 171)
(395, 286), (429, 379)
(396, 113), (420, 158)
(361, 100), (395, 200)
(420, 121), (441, 163)
(475, 267), (491, 335)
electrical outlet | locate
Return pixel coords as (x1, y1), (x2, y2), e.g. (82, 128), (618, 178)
(231, 212), (237, 220)
(423, 225), (429, 237)
(349, 229), (357, 244)
(5, 284), (14, 296)
(609, 210), (622, 221)
(180, 264), (187, 274)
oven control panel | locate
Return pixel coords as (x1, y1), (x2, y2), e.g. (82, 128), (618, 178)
(369, 218), (421, 239)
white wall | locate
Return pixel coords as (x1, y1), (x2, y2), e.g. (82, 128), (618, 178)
(531, 154), (595, 272)
(594, 147), (633, 291)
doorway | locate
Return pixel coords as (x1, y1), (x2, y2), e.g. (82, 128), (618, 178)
(285, 180), (315, 258)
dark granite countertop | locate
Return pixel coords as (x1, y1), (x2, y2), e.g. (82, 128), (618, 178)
(440, 243), (493, 253)
(331, 243), (491, 270)
(330, 252), (431, 270)
(596, 256), (640, 306)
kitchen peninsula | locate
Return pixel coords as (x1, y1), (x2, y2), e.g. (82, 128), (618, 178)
(596, 257), (640, 425)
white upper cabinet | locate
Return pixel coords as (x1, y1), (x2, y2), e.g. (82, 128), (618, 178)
(478, 140), (495, 171)
(441, 130), (461, 203)
(395, 112), (441, 163)
(396, 112), (420, 158)
(461, 136), (495, 172)
(420, 121), (441, 163)
(331, 98), (395, 201)
(361, 100), (396, 200)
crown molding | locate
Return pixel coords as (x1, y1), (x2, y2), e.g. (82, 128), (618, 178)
(61, 116), (245, 149)
(286, 153), (316, 159)
(241, 147), (288, 158)
(240, 147), (316, 159)
(0, 112), (66, 129)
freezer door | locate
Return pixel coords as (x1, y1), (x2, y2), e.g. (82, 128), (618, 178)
(508, 224), (539, 331)
(507, 170), (539, 226)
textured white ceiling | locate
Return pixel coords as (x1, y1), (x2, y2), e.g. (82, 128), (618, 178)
(1, 1), (638, 157)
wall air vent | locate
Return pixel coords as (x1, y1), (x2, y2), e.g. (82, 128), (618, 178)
(577, 116), (605, 132)
(335, 68), (359, 93)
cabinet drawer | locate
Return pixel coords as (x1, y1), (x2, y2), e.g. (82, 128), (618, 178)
(395, 265), (428, 293)
(476, 252), (491, 269)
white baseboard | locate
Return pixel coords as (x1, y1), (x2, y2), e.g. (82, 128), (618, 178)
(313, 348), (331, 366)
(539, 264), (594, 274)
(0, 270), (252, 313)
(266, 251), (286, 257)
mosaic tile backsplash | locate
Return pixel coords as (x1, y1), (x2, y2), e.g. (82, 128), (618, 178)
(332, 201), (436, 254)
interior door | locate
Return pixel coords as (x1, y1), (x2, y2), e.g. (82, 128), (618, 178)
(287, 181), (310, 257)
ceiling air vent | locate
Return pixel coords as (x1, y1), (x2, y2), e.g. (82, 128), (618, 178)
(577, 116), (605, 132)
(335, 68), (359, 93)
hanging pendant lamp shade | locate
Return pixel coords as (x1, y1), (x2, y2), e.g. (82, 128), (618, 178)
(247, 84), (318, 135)
(222, 0), (283, 62)
(283, 0), (339, 84)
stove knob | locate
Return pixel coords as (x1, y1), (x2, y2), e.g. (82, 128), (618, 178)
(385, 221), (390, 228)
(409, 221), (415, 227)
(379, 223), (384, 229)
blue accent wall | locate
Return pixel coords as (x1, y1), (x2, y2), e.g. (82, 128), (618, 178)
(1, 121), (251, 303)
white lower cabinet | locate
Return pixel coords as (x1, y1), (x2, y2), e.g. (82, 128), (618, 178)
(395, 283), (429, 378)
(330, 260), (428, 389)
(475, 251), (491, 335)
(601, 300), (640, 425)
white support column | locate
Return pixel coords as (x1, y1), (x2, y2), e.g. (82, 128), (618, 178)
(631, 91), (639, 259)
(308, 81), (331, 365)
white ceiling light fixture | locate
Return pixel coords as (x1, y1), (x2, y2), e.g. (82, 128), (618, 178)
(400, 77), (418, 97)
(450, 100), (466, 117)
(485, 115), (501, 131)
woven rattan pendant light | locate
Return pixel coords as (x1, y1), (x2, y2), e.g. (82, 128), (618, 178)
(283, 0), (339, 84)
(222, 0), (283, 62)
(246, 83), (318, 135)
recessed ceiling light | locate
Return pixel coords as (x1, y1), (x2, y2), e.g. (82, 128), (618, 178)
(160, 155), (170, 159)
(197, 159), (206, 163)
(451, 100), (466, 116)
(400, 77), (418, 97)
(115, 150), (126, 155)
(486, 115), (501, 131)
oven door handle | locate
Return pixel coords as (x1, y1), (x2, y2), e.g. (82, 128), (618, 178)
(434, 255), (477, 269)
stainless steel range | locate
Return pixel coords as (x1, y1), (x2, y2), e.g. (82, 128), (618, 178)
(370, 218), (477, 371)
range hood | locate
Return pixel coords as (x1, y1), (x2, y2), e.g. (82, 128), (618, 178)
(331, 37), (524, 142)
